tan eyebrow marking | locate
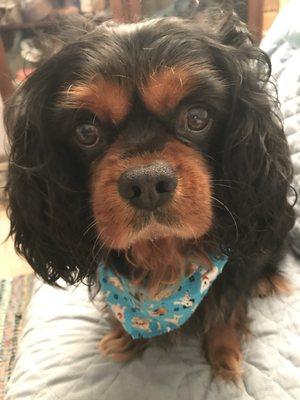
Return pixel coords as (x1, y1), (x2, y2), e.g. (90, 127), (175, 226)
(58, 77), (131, 124)
(140, 65), (220, 116)
(140, 67), (195, 116)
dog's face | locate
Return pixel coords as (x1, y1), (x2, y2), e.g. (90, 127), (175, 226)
(5, 13), (294, 285)
(57, 20), (227, 249)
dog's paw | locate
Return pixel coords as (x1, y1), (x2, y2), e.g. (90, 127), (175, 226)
(99, 328), (146, 362)
(209, 346), (243, 382)
(203, 312), (244, 383)
(252, 273), (293, 298)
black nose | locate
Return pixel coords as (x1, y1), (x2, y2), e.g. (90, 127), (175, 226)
(118, 163), (178, 210)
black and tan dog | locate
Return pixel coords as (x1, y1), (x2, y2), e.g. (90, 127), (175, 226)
(5, 9), (294, 380)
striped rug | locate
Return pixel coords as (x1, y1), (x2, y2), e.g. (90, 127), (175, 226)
(0, 274), (34, 397)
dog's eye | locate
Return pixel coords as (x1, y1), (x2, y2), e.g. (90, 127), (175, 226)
(186, 108), (211, 132)
(178, 107), (212, 137)
(75, 123), (101, 148)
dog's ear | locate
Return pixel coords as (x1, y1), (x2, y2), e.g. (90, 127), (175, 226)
(5, 51), (96, 286)
(195, 7), (251, 47)
(206, 12), (295, 258)
(215, 11), (251, 47)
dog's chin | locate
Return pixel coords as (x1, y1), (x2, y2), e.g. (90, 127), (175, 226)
(99, 211), (210, 251)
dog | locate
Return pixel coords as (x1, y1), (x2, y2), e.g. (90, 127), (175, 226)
(5, 9), (295, 381)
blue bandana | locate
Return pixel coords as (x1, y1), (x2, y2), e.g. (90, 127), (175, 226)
(99, 254), (228, 339)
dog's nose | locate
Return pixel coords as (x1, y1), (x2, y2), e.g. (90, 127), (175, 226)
(118, 163), (177, 210)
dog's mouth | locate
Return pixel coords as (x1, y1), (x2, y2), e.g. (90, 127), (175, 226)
(131, 208), (180, 231)
(125, 208), (184, 245)
(110, 208), (184, 248)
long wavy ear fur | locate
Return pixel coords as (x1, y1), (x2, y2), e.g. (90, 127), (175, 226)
(5, 19), (98, 286)
(204, 11), (294, 259)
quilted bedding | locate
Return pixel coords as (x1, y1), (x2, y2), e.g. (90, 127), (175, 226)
(5, 2), (300, 399)
(4, 253), (300, 400)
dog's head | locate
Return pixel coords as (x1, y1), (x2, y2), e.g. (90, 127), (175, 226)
(5, 11), (294, 287)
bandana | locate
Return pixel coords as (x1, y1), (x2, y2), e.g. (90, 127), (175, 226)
(98, 254), (228, 339)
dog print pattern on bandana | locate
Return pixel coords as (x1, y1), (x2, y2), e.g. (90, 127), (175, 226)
(98, 255), (228, 339)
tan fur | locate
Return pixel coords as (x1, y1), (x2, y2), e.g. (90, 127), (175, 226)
(140, 67), (194, 115)
(124, 238), (211, 298)
(99, 324), (147, 362)
(203, 274), (292, 380)
(140, 65), (218, 116)
(204, 321), (243, 382)
(251, 273), (293, 298)
(203, 299), (248, 382)
(91, 138), (212, 250)
(58, 77), (130, 124)
(127, 237), (185, 297)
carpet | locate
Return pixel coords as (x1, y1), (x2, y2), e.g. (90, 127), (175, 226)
(0, 274), (34, 397)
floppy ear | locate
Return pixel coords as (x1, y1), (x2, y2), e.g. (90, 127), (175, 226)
(206, 12), (295, 258)
(5, 41), (97, 286)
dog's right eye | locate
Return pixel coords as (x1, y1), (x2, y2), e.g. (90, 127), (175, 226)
(75, 123), (101, 148)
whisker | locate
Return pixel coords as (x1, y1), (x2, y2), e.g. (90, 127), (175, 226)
(91, 225), (108, 265)
(211, 195), (239, 242)
(91, 232), (101, 258)
(83, 219), (98, 237)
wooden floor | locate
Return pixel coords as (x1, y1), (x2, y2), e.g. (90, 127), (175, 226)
(0, 206), (32, 279)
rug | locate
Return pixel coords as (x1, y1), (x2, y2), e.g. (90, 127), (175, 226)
(0, 274), (34, 397)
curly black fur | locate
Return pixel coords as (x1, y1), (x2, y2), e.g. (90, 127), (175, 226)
(5, 8), (294, 321)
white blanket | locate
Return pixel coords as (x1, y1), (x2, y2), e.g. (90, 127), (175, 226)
(5, 253), (300, 400)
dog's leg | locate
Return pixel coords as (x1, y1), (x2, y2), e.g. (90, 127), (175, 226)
(99, 324), (147, 362)
(203, 271), (292, 380)
(204, 318), (243, 382)
(203, 299), (248, 382)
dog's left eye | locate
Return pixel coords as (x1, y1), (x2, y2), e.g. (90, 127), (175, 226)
(177, 107), (212, 137)
(75, 123), (101, 148)
(187, 108), (210, 131)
